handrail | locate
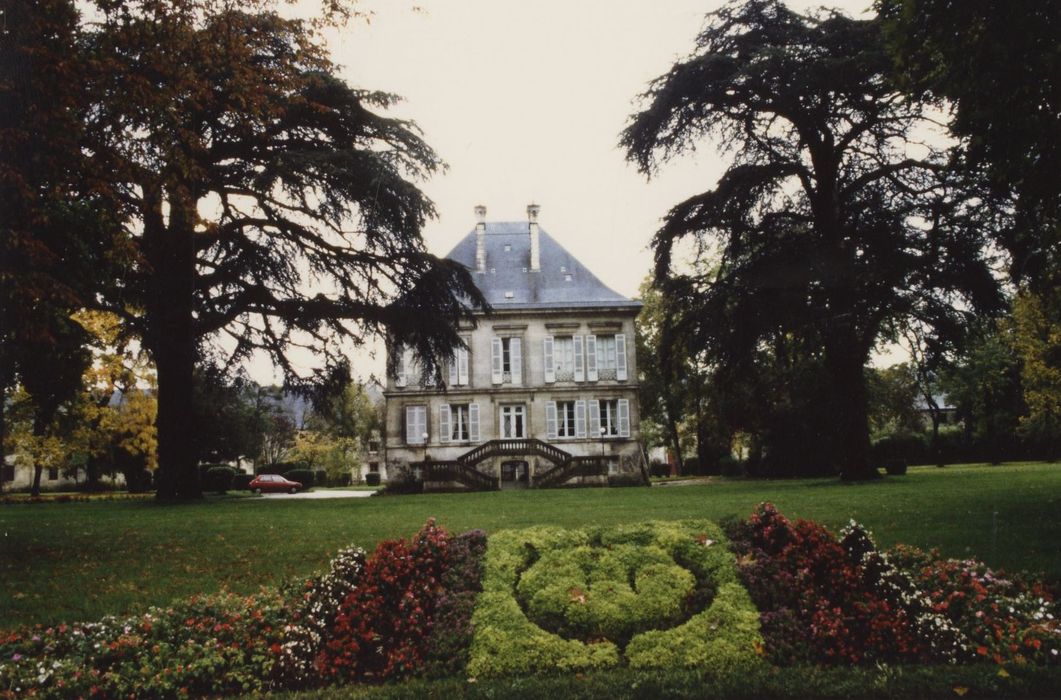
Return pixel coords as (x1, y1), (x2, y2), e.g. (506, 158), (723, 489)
(457, 438), (572, 468)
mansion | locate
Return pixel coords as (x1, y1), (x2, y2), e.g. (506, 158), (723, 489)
(382, 205), (644, 490)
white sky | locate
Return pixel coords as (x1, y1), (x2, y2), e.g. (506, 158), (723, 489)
(248, 0), (880, 383)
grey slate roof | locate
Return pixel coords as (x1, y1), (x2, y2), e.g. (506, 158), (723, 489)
(444, 222), (641, 311)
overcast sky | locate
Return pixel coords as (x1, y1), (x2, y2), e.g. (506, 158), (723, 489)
(250, 0), (877, 383)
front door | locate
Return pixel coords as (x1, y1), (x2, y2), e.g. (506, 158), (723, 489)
(500, 460), (529, 490)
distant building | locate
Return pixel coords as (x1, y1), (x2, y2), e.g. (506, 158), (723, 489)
(381, 205), (645, 490)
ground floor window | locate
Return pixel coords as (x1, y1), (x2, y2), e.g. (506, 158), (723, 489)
(47, 466), (59, 481)
(405, 405), (428, 444)
(451, 404), (470, 441)
(500, 404), (526, 439)
(593, 398), (630, 438)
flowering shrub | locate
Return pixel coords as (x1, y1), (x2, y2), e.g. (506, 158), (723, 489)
(0, 591), (288, 698)
(888, 545), (1061, 666)
(274, 544), (366, 687)
(317, 518), (451, 681)
(728, 503), (929, 665)
(422, 529), (488, 677)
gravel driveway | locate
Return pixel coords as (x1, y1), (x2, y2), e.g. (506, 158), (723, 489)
(256, 489), (378, 500)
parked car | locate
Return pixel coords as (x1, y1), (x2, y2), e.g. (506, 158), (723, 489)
(248, 474), (303, 494)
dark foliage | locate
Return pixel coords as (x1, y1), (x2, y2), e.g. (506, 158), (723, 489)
(622, 0), (1001, 480)
(422, 529), (488, 678)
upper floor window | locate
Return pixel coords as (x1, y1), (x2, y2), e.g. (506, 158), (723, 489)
(545, 333), (626, 383)
(491, 336), (523, 385)
(448, 345), (470, 387)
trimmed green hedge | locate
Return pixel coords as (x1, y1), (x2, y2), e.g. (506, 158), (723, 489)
(467, 520), (764, 678)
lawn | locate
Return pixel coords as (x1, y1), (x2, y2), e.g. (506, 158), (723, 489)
(0, 462), (1058, 631)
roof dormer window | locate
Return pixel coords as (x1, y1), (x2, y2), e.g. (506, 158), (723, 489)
(504, 244), (512, 251)
(504, 291), (515, 299)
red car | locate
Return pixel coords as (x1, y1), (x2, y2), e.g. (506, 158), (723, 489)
(248, 474), (303, 494)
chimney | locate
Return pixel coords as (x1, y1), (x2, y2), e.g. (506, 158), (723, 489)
(474, 204), (487, 273)
(527, 203), (541, 272)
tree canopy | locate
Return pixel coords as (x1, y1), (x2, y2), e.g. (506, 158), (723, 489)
(70, 0), (484, 498)
(622, 0), (1000, 479)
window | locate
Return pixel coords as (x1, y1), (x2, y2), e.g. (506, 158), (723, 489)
(544, 335), (585, 383)
(405, 405), (428, 445)
(447, 345), (470, 386)
(1, 464), (13, 482)
(369, 462), (379, 473)
(491, 336), (522, 385)
(587, 333), (627, 381)
(600, 399), (621, 436)
(47, 466), (59, 481)
(439, 403), (480, 443)
(368, 440), (380, 455)
(546, 400), (586, 440)
(590, 398), (630, 438)
(499, 404), (526, 439)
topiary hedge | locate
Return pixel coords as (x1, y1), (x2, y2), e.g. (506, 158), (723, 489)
(467, 520), (764, 678)
(283, 468), (314, 489)
(203, 466), (237, 493)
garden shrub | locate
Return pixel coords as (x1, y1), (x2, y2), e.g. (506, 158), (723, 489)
(649, 461), (670, 478)
(275, 544), (367, 688)
(422, 529), (488, 678)
(883, 458), (908, 475)
(314, 469), (327, 487)
(606, 472), (645, 487)
(726, 503), (1059, 668)
(231, 472), (254, 491)
(283, 469), (314, 489)
(467, 521), (763, 677)
(316, 519), (451, 681)
(888, 545), (1060, 666)
(203, 465), (237, 493)
(0, 591), (289, 698)
(365, 472), (381, 486)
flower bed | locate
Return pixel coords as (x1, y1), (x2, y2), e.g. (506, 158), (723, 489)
(724, 503), (1060, 668)
(2, 511), (1058, 698)
(466, 520), (764, 677)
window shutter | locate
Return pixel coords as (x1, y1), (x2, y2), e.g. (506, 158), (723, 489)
(448, 357), (458, 387)
(545, 401), (558, 440)
(617, 399), (630, 437)
(510, 337), (522, 385)
(405, 406), (418, 444)
(575, 400), (587, 438)
(574, 335), (585, 382)
(588, 399), (601, 436)
(543, 335), (555, 383)
(395, 347), (408, 387)
(616, 334), (628, 380)
(468, 403), (480, 442)
(458, 347), (469, 386)
(439, 404), (451, 443)
(586, 335), (598, 381)
(491, 337), (503, 384)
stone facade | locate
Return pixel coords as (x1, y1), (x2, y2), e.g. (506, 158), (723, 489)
(383, 206), (644, 489)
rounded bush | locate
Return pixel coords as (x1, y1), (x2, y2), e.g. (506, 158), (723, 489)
(203, 466), (237, 493)
(283, 468), (313, 489)
(231, 472), (254, 491)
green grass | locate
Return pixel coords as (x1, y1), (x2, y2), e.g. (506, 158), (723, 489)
(1, 462), (1058, 630)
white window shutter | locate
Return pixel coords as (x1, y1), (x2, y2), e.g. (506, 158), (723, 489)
(448, 357), (458, 387)
(545, 401), (558, 440)
(491, 337), (503, 384)
(575, 400), (587, 438)
(618, 399), (630, 437)
(469, 403), (480, 442)
(616, 334), (628, 380)
(395, 348), (408, 387)
(510, 337), (522, 385)
(588, 400), (601, 436)
(543, 335), (555, 383)
(586, 335), (598, 381)
(439, 404), (451, 443)
(458, 347), (469, 386)
(574, 335), (585, 382)
(405, 406), (423, 444)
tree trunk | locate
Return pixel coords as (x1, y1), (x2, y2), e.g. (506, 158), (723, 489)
(930, 411), (944, 468)
(0, 385), (6, 494)
(665, 409), (684, 476)
(825, 338), (877, 481)
(146, 186), (201, 500)
(30, 416), (46, 497)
